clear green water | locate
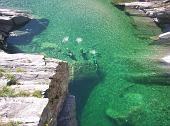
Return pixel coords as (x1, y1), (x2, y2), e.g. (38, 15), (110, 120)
(1, 0), (170, 126)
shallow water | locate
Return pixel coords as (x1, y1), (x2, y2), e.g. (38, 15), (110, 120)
(1, 0), (170, 126)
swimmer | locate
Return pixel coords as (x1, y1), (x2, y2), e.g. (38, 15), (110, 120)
(80, 48), (88, 60)
(66, 48), (77, 61)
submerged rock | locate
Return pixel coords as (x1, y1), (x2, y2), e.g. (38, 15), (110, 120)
(70, 61), (100, 80)
(105, 93), (144, 126)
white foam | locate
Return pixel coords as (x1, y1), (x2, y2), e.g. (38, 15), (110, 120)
(76, 37), (83, 44)
(62, 36), (69, 43)
(162, 55), (170, 63)
(89, 50), (96, 55)
(159, 32), (170, 39)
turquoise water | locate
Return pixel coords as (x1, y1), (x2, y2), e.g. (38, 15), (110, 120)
(1, 0), (170, 125)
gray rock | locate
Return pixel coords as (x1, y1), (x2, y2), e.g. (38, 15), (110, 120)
(12, 16), (30, 26)
(39, 61), (70, 126)
(0, 97), (48, 126)
(159, 31), (170, 40)
(0, 52), (74, 126)
(116, 2), (154, 9)
(0, 9), (31, 46)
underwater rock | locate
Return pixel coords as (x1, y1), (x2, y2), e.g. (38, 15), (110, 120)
(127, 72), (170, 85)
(105, 93), (144, 126)
(70, 61), (99, 80)
(41, 42), (61, 51)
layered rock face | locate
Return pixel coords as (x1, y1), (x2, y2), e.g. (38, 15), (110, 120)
(0, 51), (76, 126)
(114, 0), (170, 42)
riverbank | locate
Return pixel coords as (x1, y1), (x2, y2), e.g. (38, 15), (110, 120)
(114, 0), (170, 41)
(0, 8), (77, 126)
(0, 9), (31, 49)
(0, 51), (77, 126)
(113, 0), (170, 63)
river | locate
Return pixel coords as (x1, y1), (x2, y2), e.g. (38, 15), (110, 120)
(1, 0), (170, 126)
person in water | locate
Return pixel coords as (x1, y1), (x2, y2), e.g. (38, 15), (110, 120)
(80, 48), (88, 60)
(66, 48), (77, 61)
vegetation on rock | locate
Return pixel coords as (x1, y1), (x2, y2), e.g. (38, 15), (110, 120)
(32, 90), (43, 98)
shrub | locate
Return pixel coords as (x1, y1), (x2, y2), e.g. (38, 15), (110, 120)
(32, 90), (42, 98)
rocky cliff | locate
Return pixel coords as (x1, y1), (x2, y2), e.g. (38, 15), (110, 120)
(0, 51), (77, 126)
(0, 9), (31, 48)
(114, 0), (170, 43)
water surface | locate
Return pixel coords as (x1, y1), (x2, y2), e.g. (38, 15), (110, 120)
(1, 0), (170, 126)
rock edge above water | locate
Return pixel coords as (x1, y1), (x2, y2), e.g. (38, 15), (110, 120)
(0, 51), (77, 126)
(0, 9), (31, 47)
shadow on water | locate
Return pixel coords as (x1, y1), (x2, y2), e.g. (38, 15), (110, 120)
(149, 39), (170, 46)
(118, 57), (170, 86)
(69, 68), (105, 125)
(125, 72), (170, 86)
(1, 44), (24, 54)
(3, 18), (49, 53)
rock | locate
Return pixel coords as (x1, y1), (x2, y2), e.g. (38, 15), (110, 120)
(0, 52), (75, 126)
(105, 93), (144, 126)
(38, 61), (70, 126)
(114, 0), (170, 24)
(163, 0), (170, 3)
(0, 97), (48, 126)
(0, 9), (31, 47)
(70, 61), (99, 80)
(12, 16), (30, 26)
(159, 31), (170, 40)
(114, 0), (170, 47)
(115, 2), (154, 9)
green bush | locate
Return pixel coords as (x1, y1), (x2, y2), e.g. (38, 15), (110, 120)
(0, 122), (21, 126)
(0, 86), (16, 97)
(0, 86), (30, 97)
(32, 90), (42, 98)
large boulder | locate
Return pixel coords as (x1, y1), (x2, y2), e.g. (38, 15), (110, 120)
(0, 9), (31, 32)
(0, 52), (76, 126)
(0, 9), (31, 47)
(12, 16), (30, 27)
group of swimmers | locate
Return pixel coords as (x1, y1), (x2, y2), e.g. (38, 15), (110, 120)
(65, 48), (99, 71)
